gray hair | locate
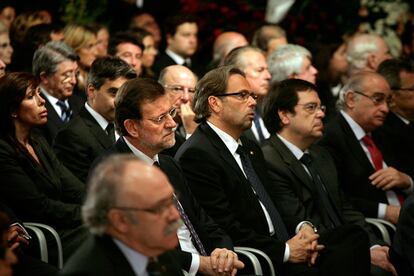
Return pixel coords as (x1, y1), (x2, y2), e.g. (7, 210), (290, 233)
(267, 44), (311, 84)
(32, 41), (78, 81)
(82, 154), (139, 235)
(347, 33), (382, 72)
(223, 46), (264, 71)
(192, 65), (245, 123)
(336, 72), (372, 110)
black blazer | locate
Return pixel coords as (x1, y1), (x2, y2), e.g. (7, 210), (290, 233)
(262, 135), (380, 244)
(153, 52), (205, 79)
(390, 193), (414, 276)
(175, 122), (287, 267)
(60, 234), (184, 276)
(318, 113), (390, 217)
(96, 137), (233, 270)
(53, 107), (114, 183)
(373, 112), (414, 179)
(0, 135), (84, 229)
(36, 92), (83, 145)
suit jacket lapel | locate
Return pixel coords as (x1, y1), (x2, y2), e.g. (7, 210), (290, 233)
(338, 114), (375, 173)
(80, 108), (113, 148)
(200, 123), (248, 183)
(269, 135), (315, 192)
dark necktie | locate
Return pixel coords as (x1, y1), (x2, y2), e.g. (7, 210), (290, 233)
(300, 153), (341, 228)
(236, 145), (289, 241)
(147, 257), (164, 276)
(105, 123), (115, 143)
(56, 100), (71, 123)
(173, 194), (207, 256)
(253, 112), (266, 143)
(361, 135), (383, 171)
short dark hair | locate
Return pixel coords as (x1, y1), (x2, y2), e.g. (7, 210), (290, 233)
(263, 79), (317, 133)
(115, 78), (165, 135)
(164, 13), (197, 37)
(192, 65), (245, 123)
(108, 31), (144, 56)
(88, 56), (137, 90)
(377, 58), (414, 91)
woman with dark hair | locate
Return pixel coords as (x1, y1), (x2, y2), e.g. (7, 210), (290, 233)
(0, 72), (87, 262)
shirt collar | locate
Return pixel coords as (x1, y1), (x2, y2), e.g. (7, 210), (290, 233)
(84, 102), (110, 130)
(277, 134), (306, 160)
(340, 110), (367, 140)
(393, 112), (410, 125)
(165, 48), (187, 65)
(123, 137), (159, 164)
(113, 238), (148, 276)
(41, 87), (68, 106)
(207, 121), (240, 155)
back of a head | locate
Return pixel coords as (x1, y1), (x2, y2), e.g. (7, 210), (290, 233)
(115, 78), (165, 136)
(32, 40), (78, 80)
(267, 44), (311, 84)
(63, 23), (96, 52)
(212, 32), (248, 65)
(88, 56), (137, 90)
(252, 24), (286, 53)
(377, 58), (414, 90)
(347, 33), (381, 72)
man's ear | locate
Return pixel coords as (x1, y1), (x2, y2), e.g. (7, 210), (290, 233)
(87, 84), (96, 102)
(39, 72), (48, 84)
(366, 53), (377, 70)
(208, 96), (222, 114)
(124, 119), (140, 138)
(278, 109), (290, 126)
(107, 209), (130, 234)
(344, 91), (356, 109)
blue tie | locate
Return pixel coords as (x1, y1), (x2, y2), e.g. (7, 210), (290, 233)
(56, 100), (71, 122)
(253, 113), (266, 143)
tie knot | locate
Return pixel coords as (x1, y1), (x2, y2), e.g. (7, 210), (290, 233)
(106, 122), (114, 132)
(361, 135), (374, 147)
(236, 145), (246, 156)
(153, 161), (160, 167)
(300, 153), (312, 165)
(56, 100), (68, 111)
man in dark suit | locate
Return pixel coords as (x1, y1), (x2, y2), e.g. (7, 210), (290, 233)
(261, 78), (395, 274)
(319, 72), (413, 225)
(61, 154), (184, 276)
(374, 58), (414, 179)
(32, 41), (84, 144)
(53, 56), (136, 183)
(223, 46), (272, 145)
(96, 78), (243, 275)
(153, 14), (204, 78)
(158, 65), (198, 156)
(175, 66), (350, 275)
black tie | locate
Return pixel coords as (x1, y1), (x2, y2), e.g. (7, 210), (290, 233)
(236, 145), (289, 241)
(56, 100), (71, 122)
(105, 123), (115, 143)
(147, 257), (164, 276)
(300, 153), (341, 228)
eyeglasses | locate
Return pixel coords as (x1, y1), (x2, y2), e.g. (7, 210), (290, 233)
(392, 86), (414, 93)
(352, 90), (392, 105)
(164, 84), (196, 94)
(296, 103), (326, 114)
(146, 107), (177, 124)
(215, 91), (258, 101)
(112, 195), (177, 217)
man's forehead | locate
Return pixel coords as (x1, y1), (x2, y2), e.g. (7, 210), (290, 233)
(227, 74), (251, 91)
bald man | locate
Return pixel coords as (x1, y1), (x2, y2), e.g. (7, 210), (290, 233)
(211, 32), (248, 68)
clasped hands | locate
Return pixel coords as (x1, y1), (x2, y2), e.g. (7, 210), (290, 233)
(287, 225), (324, 266)
(199, 248), (244, 276)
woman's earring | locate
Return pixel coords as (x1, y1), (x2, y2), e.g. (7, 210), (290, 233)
(11, 113), (17, 118)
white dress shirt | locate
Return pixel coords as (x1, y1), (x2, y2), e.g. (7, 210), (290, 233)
(113, 238), (149, 276)
(40, 87), (69, 120)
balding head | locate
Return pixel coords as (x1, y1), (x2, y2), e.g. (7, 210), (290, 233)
(213, 32), (248, 66)
(159, 65), (197, 106)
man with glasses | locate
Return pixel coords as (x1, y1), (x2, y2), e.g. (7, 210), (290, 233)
(374, 58), (414, 182)
(61, 154), (185, 275)
(95, 78), (243, 276)
(32, 41), (84, 144)
(261, 78), (395, 275)
(319, 71), (413, 226)
(175, 66), (353, 275)
(158, 65), (198, 156)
